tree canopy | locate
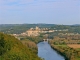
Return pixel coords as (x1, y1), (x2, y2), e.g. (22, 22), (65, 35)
(0, 32), (41, 60)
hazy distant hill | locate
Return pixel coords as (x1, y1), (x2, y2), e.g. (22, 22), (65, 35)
(72, 24), (80, 26)
(0, 24), (55, 34)
(0, 24), (80, 34)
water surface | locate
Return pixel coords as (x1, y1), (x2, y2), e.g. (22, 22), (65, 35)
(37, 42), (65, 60)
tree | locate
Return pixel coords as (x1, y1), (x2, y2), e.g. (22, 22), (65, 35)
(0, 34), (6, 55)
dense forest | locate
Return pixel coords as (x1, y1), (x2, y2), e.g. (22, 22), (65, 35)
(0, 32), (42, 60)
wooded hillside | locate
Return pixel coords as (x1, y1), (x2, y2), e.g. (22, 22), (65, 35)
(0, 32), (41, 60)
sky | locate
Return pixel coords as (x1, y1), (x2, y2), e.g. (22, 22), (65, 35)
(0, 0), (80, 25)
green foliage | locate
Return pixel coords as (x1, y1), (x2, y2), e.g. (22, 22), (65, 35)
(49, 40), (80, 60)
(0, 33), (6, 55)
(20, 36), (43, 44)
(0, 24), (54, 34)
(21, 40), (38, 54)
(1, 24), (80, 34)
(0, 32), (42, 60)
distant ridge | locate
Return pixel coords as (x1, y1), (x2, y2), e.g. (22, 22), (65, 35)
(72, 24), (80, 26)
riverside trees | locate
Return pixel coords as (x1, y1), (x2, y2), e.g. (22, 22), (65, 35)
(49, 36), (80, 60)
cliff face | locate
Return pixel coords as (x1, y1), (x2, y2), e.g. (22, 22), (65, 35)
(0, 32), (41, 60)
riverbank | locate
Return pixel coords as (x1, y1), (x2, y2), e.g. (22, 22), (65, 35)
(49, 41), (80, 60)
(50, 44), (69, 60)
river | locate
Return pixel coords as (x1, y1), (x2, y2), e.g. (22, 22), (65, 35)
(37, 42), (65, 60)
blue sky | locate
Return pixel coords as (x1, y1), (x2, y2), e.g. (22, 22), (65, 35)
(0, 0), (80, 25)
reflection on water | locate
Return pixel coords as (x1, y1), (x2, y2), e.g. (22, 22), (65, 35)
(37, 42), (65, 60)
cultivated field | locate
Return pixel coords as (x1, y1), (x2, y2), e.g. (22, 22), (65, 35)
(67, 44), (80, 49)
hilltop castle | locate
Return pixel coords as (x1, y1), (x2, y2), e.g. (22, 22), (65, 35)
(19, 26), (54, 36)
(26, 26), (40, 36)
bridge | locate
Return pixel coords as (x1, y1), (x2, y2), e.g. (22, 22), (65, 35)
(43, 39), (49, 42)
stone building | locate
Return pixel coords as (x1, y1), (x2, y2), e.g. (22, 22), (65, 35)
(26, 26), (40, 36)
(26, 26), (54, 36)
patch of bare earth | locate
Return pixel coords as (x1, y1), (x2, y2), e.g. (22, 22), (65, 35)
(67, 44), (80, 49)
